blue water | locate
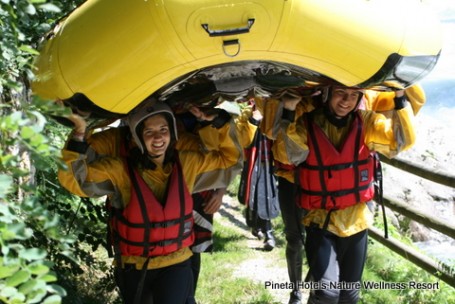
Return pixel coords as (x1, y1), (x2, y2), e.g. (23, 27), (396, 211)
(420, 79), (455, 109)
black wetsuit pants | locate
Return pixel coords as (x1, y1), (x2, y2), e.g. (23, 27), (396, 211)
(277, 176), (305, 289)
(118, 259), (193, 304)
(305, 227), (368, 304)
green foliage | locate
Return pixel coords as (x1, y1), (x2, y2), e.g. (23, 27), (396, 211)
(1, 0), (84, 93)
(2, 1), (53, 93)
(1, 92), (119, 304)
(26, 113), (120, 304)
(361, 239), (455, 304)
(0, 1), (119, 303)
(0, 104), (70, 303)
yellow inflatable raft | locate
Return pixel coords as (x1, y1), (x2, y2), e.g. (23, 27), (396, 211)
(32, 0), (442, 116)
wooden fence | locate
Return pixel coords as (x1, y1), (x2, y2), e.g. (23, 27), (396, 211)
(370, 155), (455, 288)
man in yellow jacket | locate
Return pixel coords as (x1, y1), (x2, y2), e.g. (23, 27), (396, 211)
(265, 85), (417, 304)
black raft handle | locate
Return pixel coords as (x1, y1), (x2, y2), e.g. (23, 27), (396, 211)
(201, 18), (255, 37)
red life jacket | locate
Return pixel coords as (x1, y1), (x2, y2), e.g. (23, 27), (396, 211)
(112, 160), (194, 257)
(296, 113), (375, 210)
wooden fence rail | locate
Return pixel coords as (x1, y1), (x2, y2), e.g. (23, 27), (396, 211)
(379, 155), (455, 188)
(371, 156), (455, 288)
(369, 226), (455, 287)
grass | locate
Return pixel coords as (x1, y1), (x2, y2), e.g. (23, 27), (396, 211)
(361, 235), (455, 304)
(195, 207), (288, 304)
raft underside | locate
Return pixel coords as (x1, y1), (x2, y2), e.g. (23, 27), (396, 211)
(62, 53), (438, 122)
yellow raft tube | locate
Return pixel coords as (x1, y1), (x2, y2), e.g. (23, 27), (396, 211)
(32, 0), (442, 115)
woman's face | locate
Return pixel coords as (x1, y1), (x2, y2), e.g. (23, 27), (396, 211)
(328, 87), (362, 118)
(141, 114), (171, 159)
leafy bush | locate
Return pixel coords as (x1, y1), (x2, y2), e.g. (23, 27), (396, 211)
(1, 1), (119, 303)
(0, 100), (70, 303)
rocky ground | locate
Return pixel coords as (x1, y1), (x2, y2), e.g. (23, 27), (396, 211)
(383, 111), (455, 261)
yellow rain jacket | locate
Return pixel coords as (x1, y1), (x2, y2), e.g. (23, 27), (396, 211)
(256, 85), (423, 184)
(264, 90), (416, 237)
(364, 83), (426, 115)
(58, 118), (247, 270)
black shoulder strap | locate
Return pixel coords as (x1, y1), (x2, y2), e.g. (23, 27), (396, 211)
(176, 159), (187, 249)
(373, 152), (388, 239)
(352, 114), (363, 203)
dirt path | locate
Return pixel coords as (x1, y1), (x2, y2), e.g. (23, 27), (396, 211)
(215, 195), (310, 303)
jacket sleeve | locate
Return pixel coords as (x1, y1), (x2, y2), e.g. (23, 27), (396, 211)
(404, 84), (426, 115)
(361, 104), (416, 158)
(175, 131), (204, 151)
(180, 117), (243, 193)
(86, 127), (125, 157)
(254, 96), (283, 140)
(273, 103), (308, 166)
(253, 94), (314, 166)
(234, 106), (259, 149)
(254, 95), (314, 140)
(363, 84), (425, 115)
(58, 139), (130, 207)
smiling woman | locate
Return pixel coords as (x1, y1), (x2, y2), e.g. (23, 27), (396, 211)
(57, 96), (246, 303)
(327, 87), (364, 118)
(140, 115), (172, 161)
(32, 0), (442, 119)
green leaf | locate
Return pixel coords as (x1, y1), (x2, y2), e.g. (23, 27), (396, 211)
(42, 294), (62, 304)
(19, 248), (47, 261)
(3, 222), (33, 240)
(0, 203), (15, 223)
(5, 270), (30, 287)
(25, 288), (46, 304)
(1, 243), (10, 256)
(47, 284), (66, 297)
(27, 262), (49, 275)
(0, 174), (13, 198)
(0, 154), (18, 167)
(20, 125), (35, 139)
(0, 264), (20, 279)
(43, 214), (60, 229)
(18, 279), (39, 295)
(9, 111), (25, 126)
(40, 272), (57, 283)
(2, 50), (12, 61)
(30, 133), (47, 147)
(30, 110), (47, 130)
(37, 3), (61, 13)
(0, 286), (18, 299)
(24, 4), (36, 15)
(9, 293), (27, 304)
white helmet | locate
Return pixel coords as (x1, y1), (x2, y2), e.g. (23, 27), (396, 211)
(127, 97), (178, 154)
